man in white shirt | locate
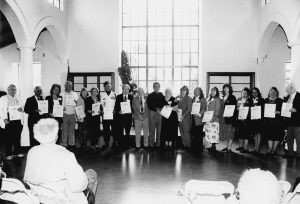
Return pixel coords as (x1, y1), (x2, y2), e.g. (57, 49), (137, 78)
(101, 81), (117, 148)
(0, 84), (24, 160)
(61, 81), (78, 149)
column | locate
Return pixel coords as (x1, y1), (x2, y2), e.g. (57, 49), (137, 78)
(18, 44), (34, 102)
(289, 42), (300, 91)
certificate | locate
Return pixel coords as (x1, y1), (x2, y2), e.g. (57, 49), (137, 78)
(238, 107), (249, 120)
(191, 102), (201, 115)
(223, 105), (235, 117)
(202, 111), (214, 123)
(8, 106), (22, 121)
(281, 103), (293, 118)
(264, 104), (276, 118)
(120, 101), (132, 114)
(103, 108), (114, 120)
(75, 105), (86, 119)
(65, 94), (75, 106)
(160, 106), (173, 119)
(53, 104), (63, 118)
(251, 106), (261, 120)
(177, 109), (182, 121)
(38, 100), (48, 114)
(92, 102), (101, 116)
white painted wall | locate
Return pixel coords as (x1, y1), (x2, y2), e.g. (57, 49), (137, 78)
(259, 26), (290, 97)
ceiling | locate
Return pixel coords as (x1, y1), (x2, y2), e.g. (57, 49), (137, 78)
(0, 10), (16, 49)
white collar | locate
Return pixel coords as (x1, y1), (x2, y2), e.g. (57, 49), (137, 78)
(291, 92), (296, 99)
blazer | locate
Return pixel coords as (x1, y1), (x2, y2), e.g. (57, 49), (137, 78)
(284, 92), (300, 126)
(207, 97), (222, 123)
(114, 94), (133, 117)
(177, 95), (193, 120)
(45, 95), (63, 115)
(192, 97), (207, 126)
(24, 95), (46, 126)
(132, 95), (148, 120)
(223, 94), (237, 124)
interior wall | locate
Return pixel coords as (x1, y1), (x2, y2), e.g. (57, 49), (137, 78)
(259, 26), (291, 97)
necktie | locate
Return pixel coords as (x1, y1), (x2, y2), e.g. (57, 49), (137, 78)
(140, 97), (144, 112)
(124, 95), (127, 102)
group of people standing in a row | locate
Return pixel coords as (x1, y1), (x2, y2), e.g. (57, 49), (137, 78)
(0, 80), (299, 160)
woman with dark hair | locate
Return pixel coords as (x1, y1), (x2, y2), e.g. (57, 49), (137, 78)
(85, 87), (101, 149)
(46, 84), (63, 143)
(264, 87), (284, 155)
(191, 87), (207, 153)
(221, 84), (237, 153)
(250, 87), (265, 154)
(76, 88), (89, 148)
(205, 86), (222, 151)
(176, 85), (193, 149)
(236, 87), (253, 153)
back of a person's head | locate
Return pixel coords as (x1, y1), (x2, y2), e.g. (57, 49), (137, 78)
(237, 168), (282, 204)
(34, 118), (59, 144)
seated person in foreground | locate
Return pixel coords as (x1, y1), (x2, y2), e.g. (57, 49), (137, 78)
(24, 118), (89, 204)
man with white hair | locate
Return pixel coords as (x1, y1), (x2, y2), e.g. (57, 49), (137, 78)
(283, 83), (300, 158)
(0, 84), (24, 160)
(24, 118), (88, 204)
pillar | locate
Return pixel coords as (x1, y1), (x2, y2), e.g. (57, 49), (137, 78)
(289, 42), (300, 91)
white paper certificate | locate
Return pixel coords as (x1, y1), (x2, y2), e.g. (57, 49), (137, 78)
(75, 105), (86, 119)
(120, 101), (131, 114)
(238, 107), (249, 120)
(281, 103), (293, 118)
(160, 106), (173, 119)
(38, 100), (48, 114)
(92, 103), (101, 116)
(65, 94), (75, 106)
(223, 105), (235, 117)
(103, 108), (114, 120)
(53, 105), (63, 118)
(191, 103), (201, 115)
(264, 104), (276, 118)
(202, 111), (214, 122)
(251, 106), (261, 120)
(8, 106), (22, 121)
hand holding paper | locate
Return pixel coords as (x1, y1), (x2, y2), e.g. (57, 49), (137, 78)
(281, 103), (293, 118)
(160, 105), (173, 119)
(202, 111), (214, 123)
(238, 107), (249, 120)
(251, 106), (261, 120)
(264, 104), (276, 118)
(92, 103), (101, 116)
(120, 101), (131, 114)
(223, 105), (235, 117)
(191, 102), (201, 115)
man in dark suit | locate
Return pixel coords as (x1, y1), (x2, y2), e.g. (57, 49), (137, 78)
(24, 86), (47, 147)
(284, 83), (300, 158)
(114, 84), (133, 149)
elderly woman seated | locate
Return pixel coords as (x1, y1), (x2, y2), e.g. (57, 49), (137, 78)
(24, 118), (91, 204)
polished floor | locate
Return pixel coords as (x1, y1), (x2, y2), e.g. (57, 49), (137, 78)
(4, 141), (300, 204)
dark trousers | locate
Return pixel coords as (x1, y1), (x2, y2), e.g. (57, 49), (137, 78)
(191, 120), (204, 153)
(28, 123), (39, 147)
(102, 120), (115, 145)
(114, 114), (132, 148)
(87, 116), (100, 147)
(78, 121), (87, 148)
(5, 120), (23, 156)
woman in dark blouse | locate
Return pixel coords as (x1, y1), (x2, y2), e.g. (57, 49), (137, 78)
(85, 87), (101, 149)
(160, 88), (178, 150)
(236, 87), (253, 153)
(250, 87), (265, 154)
(264, 87), (284, 155)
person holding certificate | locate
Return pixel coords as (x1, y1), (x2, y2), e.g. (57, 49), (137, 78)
(236, 88), (253, 153)
(61, 81), (78, 150)
(114, 84), (133, 149)
(191, 87), (206, 153)
(250, 87), (264, 154)
(176, 86), (193, 149)
(160, 88), (178, 150)
(0, 84), (24, 160)
(101, 81), (117, 149)
(85, 87), (101, 150)
(24, 86), (47, 147)
(264, 87), (284, 155)
(46, 84), (63, 143)
(220, 84), (237, 153)
(283, 83), (300, 158)
(76, 88), (88, 149)
(205, 87), (222, 151)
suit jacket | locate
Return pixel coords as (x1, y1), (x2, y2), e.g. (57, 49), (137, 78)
(192, 97), (207, 126)
(24, 95), (46, 126)
(45, 95), (63, 115)
(114, 94), (133, 117)
(132, 95), (148, 120)
(284, 92), (300, 126)
(207, 97), (222, 123)
(177, 95), (193, 120)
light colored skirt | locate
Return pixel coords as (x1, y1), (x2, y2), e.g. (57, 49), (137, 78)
(204, 122), (220, 144)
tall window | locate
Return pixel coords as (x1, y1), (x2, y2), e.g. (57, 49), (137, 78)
(47, 0), (64, 10)
(285, 61), (292, 85)
(122, 0), (199, 94)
